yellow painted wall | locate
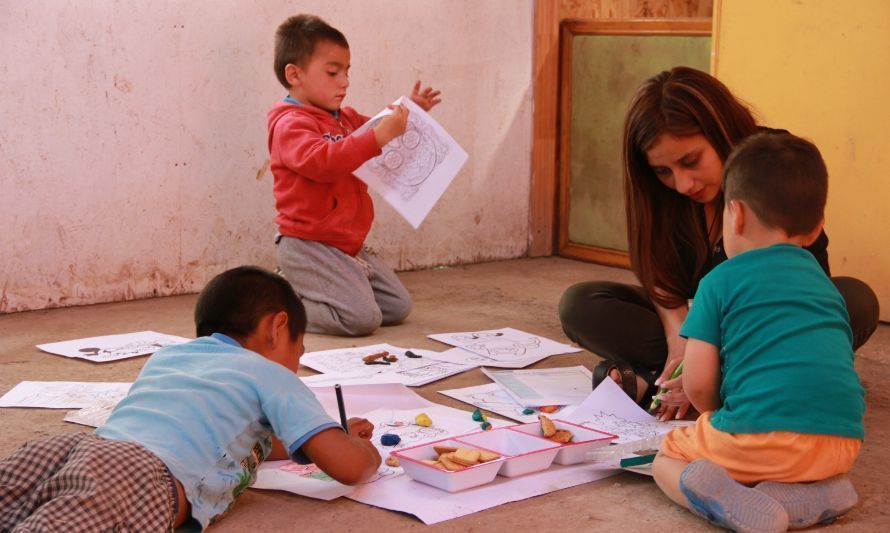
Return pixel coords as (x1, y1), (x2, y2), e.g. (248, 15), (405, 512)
(714, 0), (890, 321)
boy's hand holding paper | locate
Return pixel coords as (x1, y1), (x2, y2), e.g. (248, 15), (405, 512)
(352, 96), (468, 228)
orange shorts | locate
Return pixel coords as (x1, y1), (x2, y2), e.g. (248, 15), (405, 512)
(660, 411), (861, 484)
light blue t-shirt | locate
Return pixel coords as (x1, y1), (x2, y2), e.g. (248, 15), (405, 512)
(680, 244), (864, 439)
(97, 334), (340, 528)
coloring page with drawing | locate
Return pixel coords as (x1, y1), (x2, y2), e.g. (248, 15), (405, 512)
(299, 344), (474, 387)
(566, 378), (691, 444)
(427, 327), (580, 363)
(0, 381), (132, 409)
(352, 96), (468, 228)
(438, 382), (572, 423)
(36, 331), (189, 363)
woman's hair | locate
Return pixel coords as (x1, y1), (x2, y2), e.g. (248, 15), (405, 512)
(622, 67), (758, 307)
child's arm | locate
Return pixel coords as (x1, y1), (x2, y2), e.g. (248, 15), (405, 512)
(682, 338), (722, 413)
(273, 118), (381, 182)
(299, 418), (381, 485)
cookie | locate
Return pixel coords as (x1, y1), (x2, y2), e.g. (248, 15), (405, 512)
(451, 448), (481, 466)
(539, 414), (557, 437)
(549, 429), (574, 443)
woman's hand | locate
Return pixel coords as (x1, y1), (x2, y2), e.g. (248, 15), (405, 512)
(652, 359), (692, 422)
(651, 313), (692, 421)
(409, 81), (442, 111)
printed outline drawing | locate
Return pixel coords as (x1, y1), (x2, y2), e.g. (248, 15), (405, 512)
(365, 114), (450, 200)
(448, 331), (542, 359)
(77, 340), (167, 360)
(6, 383), (130, 408)
(573, 411), (670, 441)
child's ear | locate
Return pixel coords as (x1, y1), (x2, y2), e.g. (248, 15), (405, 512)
(269, 311), (290, 346)
(728, 199), (746, 236)
(285, 64), (301, 87)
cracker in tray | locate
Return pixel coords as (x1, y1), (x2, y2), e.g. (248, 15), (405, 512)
(539, 415), (574, 443)
(428, 446), (501, 471)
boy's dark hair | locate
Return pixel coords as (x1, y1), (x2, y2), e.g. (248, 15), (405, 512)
(723, 132), (828, 237)
(194, 266), (306, 340)
(274, 14), (349, 89)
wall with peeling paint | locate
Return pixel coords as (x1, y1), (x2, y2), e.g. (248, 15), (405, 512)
(0, 1), (533, 313)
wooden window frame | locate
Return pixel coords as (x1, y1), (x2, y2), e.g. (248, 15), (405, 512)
(556, 19), (711, 268)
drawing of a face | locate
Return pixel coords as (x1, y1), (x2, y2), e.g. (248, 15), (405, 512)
(367, 114), (450, 199)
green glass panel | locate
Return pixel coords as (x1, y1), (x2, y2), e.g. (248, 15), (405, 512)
(568, 34), (711, 251)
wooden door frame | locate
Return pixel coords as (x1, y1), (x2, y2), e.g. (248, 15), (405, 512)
(556, 19), (711, 268)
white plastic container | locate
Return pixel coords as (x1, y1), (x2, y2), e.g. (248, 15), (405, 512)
(507, 419), (616, 465)
(455, 428), (561, 477)
(391, 438), (507, 492)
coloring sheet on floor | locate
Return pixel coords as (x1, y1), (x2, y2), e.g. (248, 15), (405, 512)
(0, 381), (132, 409)
(299, 344), (474, 386)
(566, 378), (690, 444)
(422, 346), (552, 369)
(305, 383), (433, 421)
(36, 331), (189, 363)
(427, 327), (580, 363)
(437, 382), (573, 423)
(481, 366), (593, 407)
(352, 96), (468, 228)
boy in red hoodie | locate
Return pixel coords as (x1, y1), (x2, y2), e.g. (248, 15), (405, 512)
(267, 14), (441, 336)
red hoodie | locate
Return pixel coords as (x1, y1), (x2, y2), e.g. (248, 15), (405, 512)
(267, 101), (382, 256)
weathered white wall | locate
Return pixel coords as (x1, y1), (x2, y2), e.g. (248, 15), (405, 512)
(0, 0), (533, 313)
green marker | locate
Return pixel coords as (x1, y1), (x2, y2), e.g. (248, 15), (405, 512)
(648, 361), (684, 413)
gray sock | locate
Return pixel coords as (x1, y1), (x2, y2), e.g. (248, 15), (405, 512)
(755, 475), (858, 530)
(680, 459), (789, 533)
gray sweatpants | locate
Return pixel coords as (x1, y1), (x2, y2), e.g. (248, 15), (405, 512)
(276, 236), (412, 336)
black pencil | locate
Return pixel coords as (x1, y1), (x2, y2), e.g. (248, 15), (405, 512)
(334, 384), (348, 434)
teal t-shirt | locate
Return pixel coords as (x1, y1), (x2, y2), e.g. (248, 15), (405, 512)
(680, 244), (864, 439)
(97, 334), (340, 528)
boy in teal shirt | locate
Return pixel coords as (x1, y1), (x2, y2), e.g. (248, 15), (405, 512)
(652, 133), (865, 532)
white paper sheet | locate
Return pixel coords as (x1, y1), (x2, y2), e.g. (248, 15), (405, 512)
(422, 346), (551, 369)
(438, 382), (574, 423)
(346, 461), (619, 525)
(0, 381), (132, 409)
(427, 328), (580, 363)
(352, 96), (468, 228)
(299, 344), (474, 387)
(303, 383), (434, 421)
(566, 378), (690, 444)
(63, 400), (118, 428)
(253, 460), (355, 501)
(36, 331), (189, 363)
(481, 366), (593, 407)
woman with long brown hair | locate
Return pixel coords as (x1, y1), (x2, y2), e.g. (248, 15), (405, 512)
(559, 67), (878, 418)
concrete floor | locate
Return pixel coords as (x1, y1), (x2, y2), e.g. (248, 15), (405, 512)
(1, 257), (888, 531)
